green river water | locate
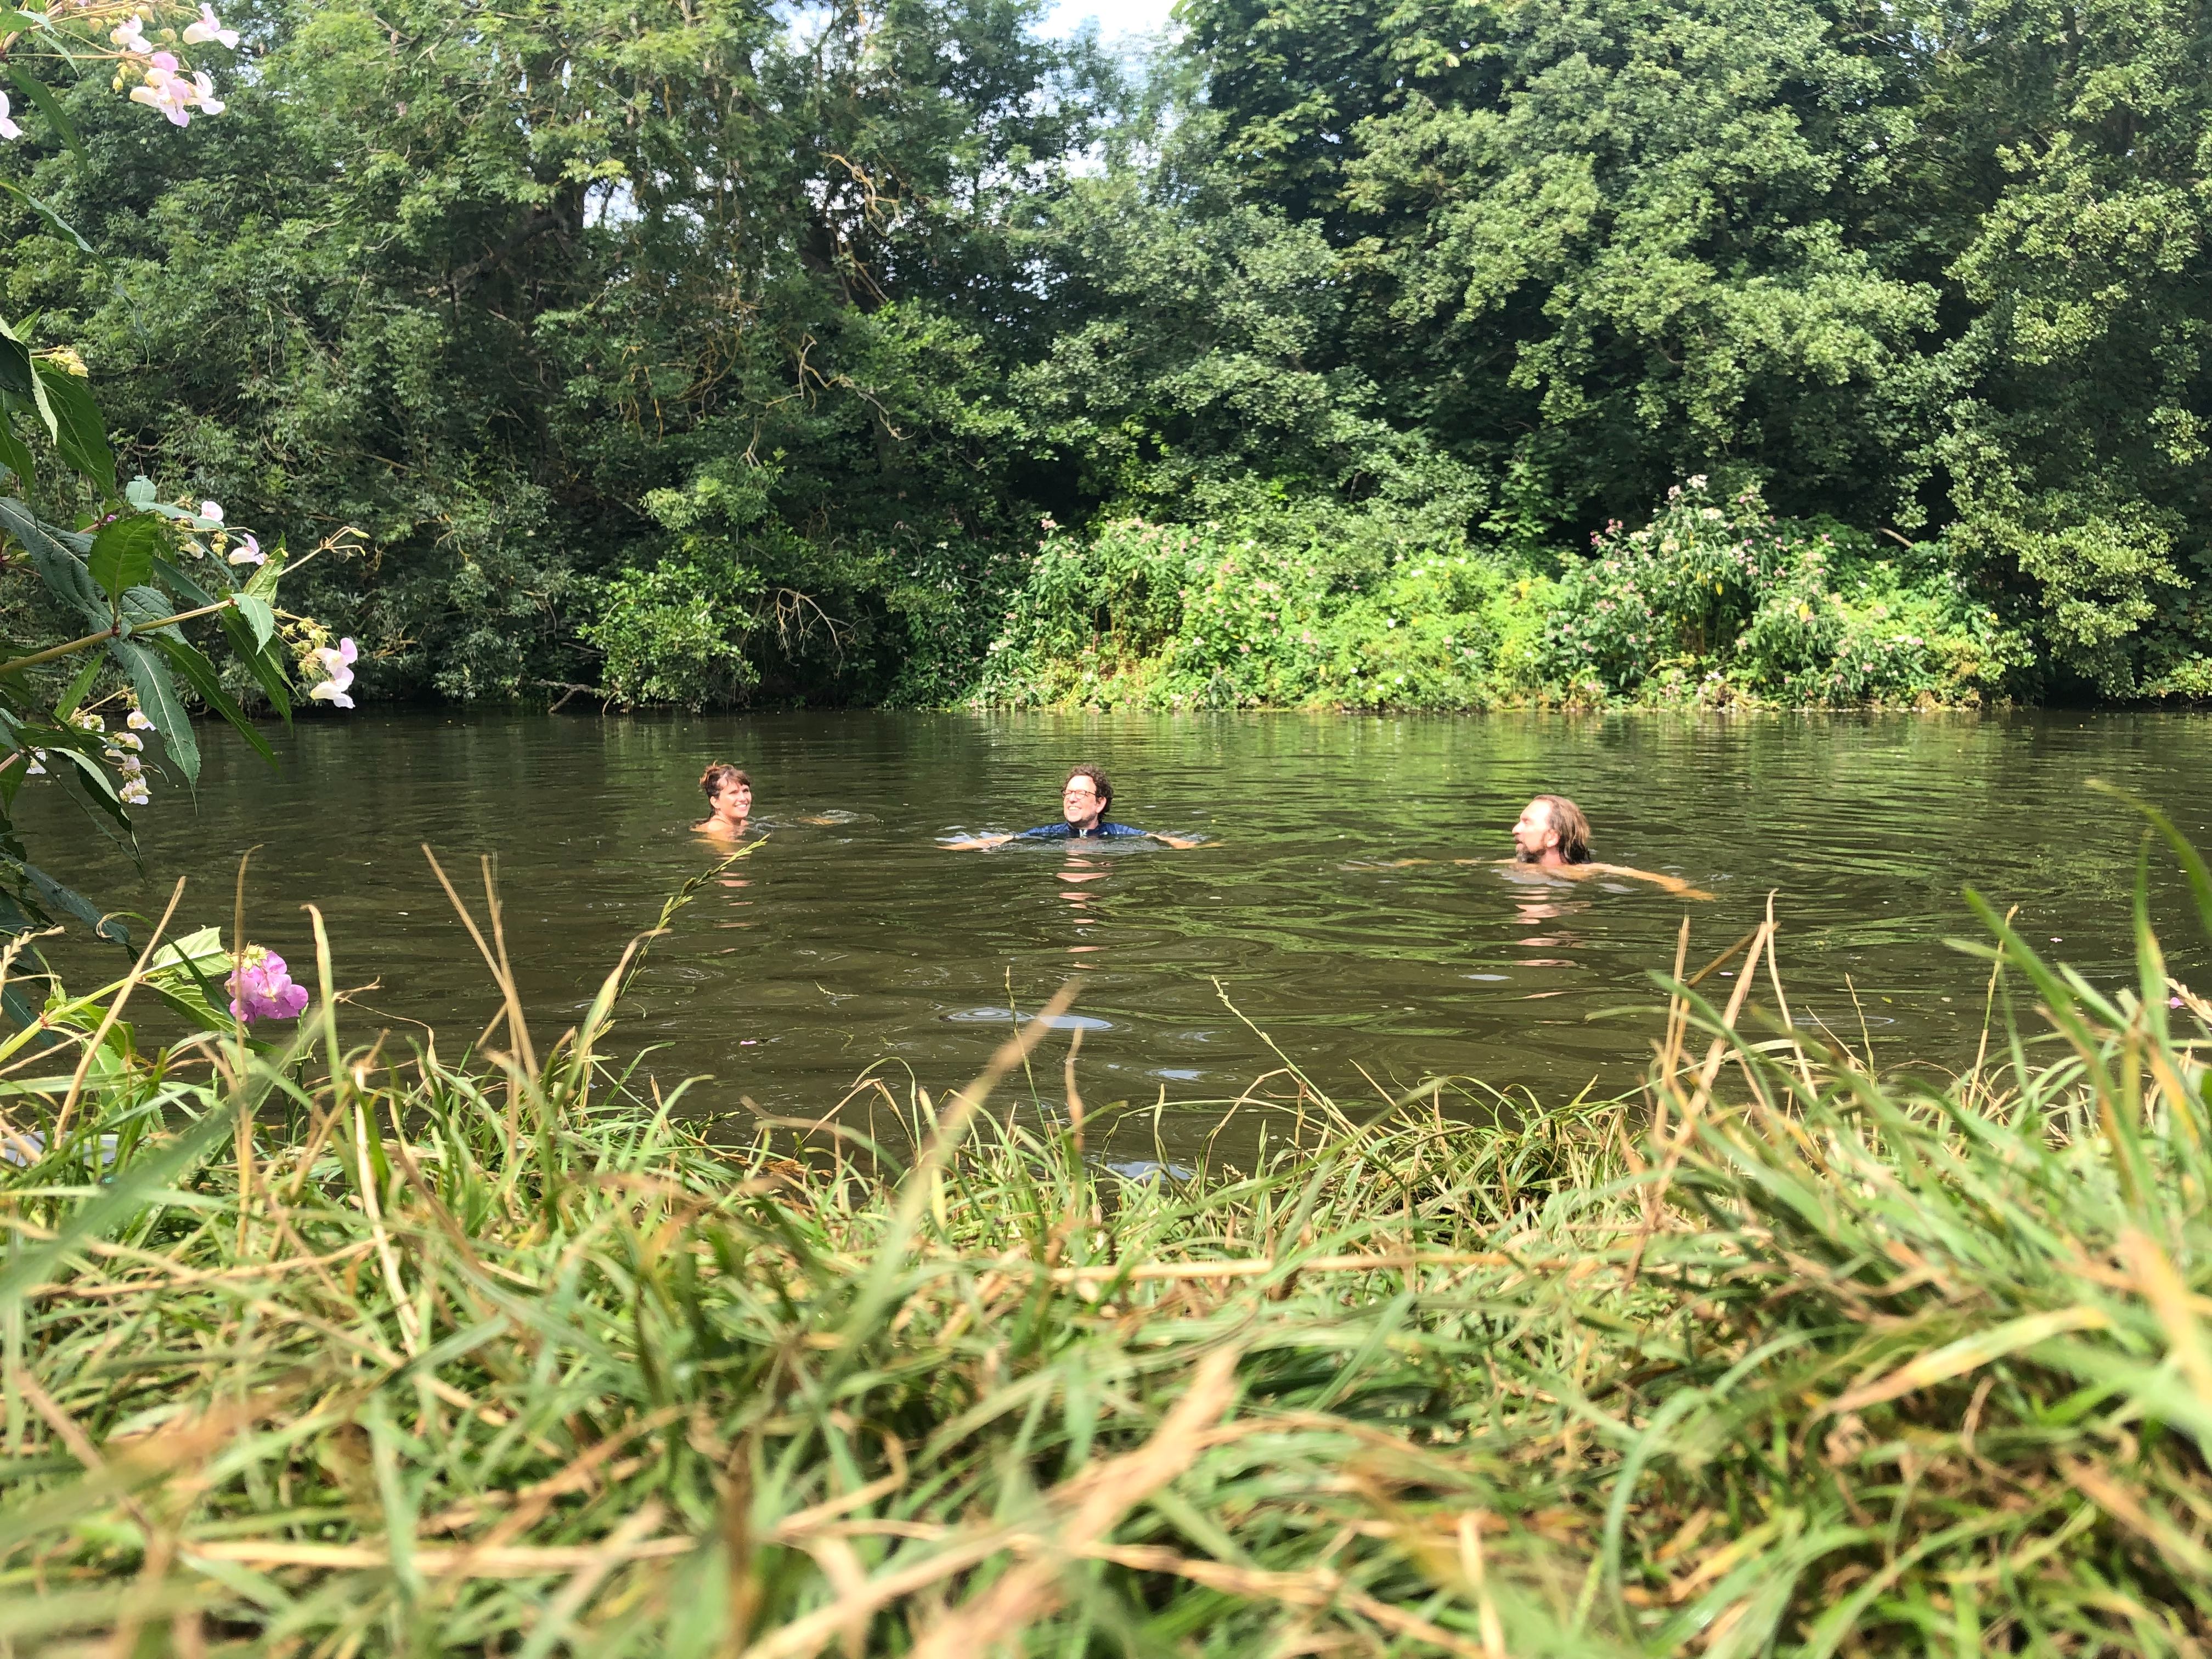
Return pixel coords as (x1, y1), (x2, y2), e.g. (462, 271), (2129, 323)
(24, 710), (2212, 1159)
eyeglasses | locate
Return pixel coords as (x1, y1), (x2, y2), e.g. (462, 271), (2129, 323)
(1063, 786), (1098, 798)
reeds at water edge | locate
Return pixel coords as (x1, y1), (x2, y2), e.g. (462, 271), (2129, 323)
(1, 814), (2211, 1655)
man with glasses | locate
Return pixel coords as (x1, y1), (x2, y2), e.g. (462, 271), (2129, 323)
(945, 765), (1201, 849)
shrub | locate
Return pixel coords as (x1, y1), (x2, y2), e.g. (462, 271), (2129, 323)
(1544, 477), (2025, 706)
(973, 481), (2028, 712)
(975, 513), (1520, 710)
(583, 558), (763, 710)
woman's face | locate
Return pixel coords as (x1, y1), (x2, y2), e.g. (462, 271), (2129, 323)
(716, 778), (753, 818)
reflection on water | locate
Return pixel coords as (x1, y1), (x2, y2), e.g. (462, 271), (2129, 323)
(22, 709), (2212, 1153)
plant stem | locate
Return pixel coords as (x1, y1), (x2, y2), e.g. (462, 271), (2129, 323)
(0, 597), (236, 679)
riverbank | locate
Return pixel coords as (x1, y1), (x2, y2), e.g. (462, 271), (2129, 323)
(4, 845), (2212, 1655)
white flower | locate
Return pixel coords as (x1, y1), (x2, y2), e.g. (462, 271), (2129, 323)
(310, 636), (359, 709)
(110, 16), (153, 53)
(22, 750), (44, 776)
(182, 4), (239, 47)
(0, 93), (19, 143)
(197, 499), (223, 524)
(227, 532), (263, 566)
(127, 709), (156, 732)
(189, 71), (223, 115)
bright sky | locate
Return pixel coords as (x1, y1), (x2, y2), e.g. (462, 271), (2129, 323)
(1037, 0), (1178, 42)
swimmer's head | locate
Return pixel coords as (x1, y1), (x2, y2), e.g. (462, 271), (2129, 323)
(1062, 764), (1111, 826)
(1514, 794), (1591, 866)
(701, 763), (752, 817)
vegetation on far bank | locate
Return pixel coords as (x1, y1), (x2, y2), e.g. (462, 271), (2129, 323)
(6, 820), (2212, 1651)
(7, 0), (2212, 713)
(966, 478), (2033, 713)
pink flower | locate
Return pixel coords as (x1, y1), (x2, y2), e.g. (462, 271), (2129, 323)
(110, 16), (152, 53)
(310, 636), (358, 709)
(183, 4), (239, 47)
(130, 56), (195, 126)
(228, 946), (309, 1023)
(228, 533), (263, 566)
(0, 93), (18, 143)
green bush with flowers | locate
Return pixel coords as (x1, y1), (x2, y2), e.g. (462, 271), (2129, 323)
(1542, 478), (2026, 706)
(0, 1), (352, 1025)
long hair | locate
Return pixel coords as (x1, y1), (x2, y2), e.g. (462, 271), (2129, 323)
(1532, 794), (1592, 863)
(700, 763), (751, 802)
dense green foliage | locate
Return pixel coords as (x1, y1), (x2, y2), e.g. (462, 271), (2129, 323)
(0, 1), (339, 991)
(14, 821), (2212, 1650)
(8, 0), (2212, 706)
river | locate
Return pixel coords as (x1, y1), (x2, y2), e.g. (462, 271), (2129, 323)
(23, 710), (2212, 1159)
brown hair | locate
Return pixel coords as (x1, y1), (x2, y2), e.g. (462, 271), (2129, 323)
(1064, 763), (1111, 812)
(700, 763), (751, 801)
(1531, 794), (1592, 863)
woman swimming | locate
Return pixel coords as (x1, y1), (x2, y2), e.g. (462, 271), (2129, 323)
(695, 763), (754, 838)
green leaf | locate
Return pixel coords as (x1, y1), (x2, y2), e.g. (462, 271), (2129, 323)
(44, 741), (126, 827)
(150, 634), (274, 770)
(108, 639), (197, 783)
(119, 584), (176, 633)
(53, 652), (100, 720)
(0, 318), (57, 443)
(0, 855), (127, 947)
(216, 609), (293, 721)
(242, 552), (283, 600)
(0, 335), (27, 402)
(152, 556), (295, 722)
(234, 593), (275, 651)
(0, 182), (93, 257)
(0, 977), (36, 1034)
(31, 360), (112, 494)
(0, 418), (32, 495)
(146, 553), (213, 607)
(121, 486), (196, 523)
(0, 496), (107, 628)
(3, 67), (81, 162)
(86, 515), (161, 602)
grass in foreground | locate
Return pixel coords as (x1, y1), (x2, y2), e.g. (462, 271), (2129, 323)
(1, 825), (2211, 1656)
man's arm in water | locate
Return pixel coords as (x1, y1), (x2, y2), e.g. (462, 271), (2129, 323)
(944, 827), (1201, 849)
(1581, 861), (1714, 899)
(943, 832), (1018, 850)
(1455, 857), (1715, 899)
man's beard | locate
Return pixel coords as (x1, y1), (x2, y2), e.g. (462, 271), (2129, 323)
(1513, 847), (1541, 863)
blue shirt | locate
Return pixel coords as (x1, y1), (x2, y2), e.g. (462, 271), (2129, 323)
(1014, 821), (1150, 840)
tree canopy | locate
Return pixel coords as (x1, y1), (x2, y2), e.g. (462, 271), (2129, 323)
(6, 0), (2208, 707)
